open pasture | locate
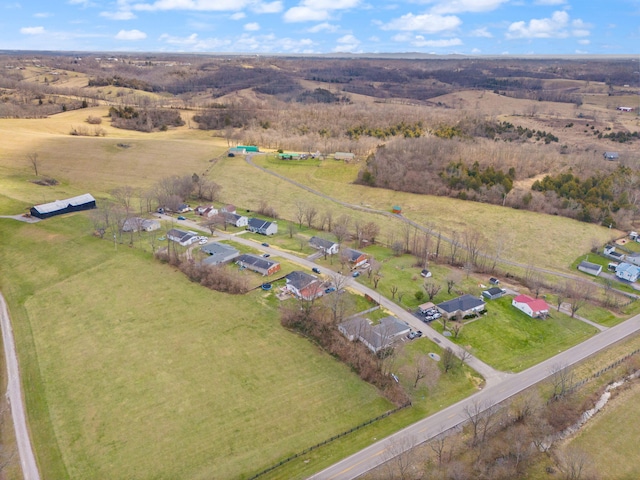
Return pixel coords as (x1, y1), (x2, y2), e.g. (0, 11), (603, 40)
(0, 213), (396, 479)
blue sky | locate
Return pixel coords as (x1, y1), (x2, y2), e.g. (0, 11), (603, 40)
(1, 0), (639, 55)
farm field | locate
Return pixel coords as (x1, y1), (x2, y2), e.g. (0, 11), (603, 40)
(0, 213), (397, 479)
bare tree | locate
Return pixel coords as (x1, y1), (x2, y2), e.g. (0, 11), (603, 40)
(450, 321), (463, 338)
(413, 355), (440, 389)
(463, 228), (483, 267)
(449, 231), (461, 265)
(304, 204), (318, 229)
(556, 447), (594, 480)
(423, 282), (441, 301)
(442, 347), (457, 373)
(464, 399), (499, 447)
(549, 363), (575, 400)
(332, 214), (351, 243)
(566, 280), (595, 318)
(294, 199), (306, 228)
(384, 435), (417, 480)
(322, 209), (333, 232)
(287, 221), (296, 239)
(390, 284), (398, 300)
(446, 270), (462, 295)
(27, 152), (40, 176)
(524, 265), (544, 298)
(323, 273), (353, 324)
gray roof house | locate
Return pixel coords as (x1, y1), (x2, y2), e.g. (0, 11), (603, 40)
(577, 261), (602, 276)
(201, 242), (240, 266)
(615, 262), (640, 283)
(436, 294), (486, 320)
(481, 287), (506, 300)
(309, 236), (339, 255)
(285, 271), (322, 300)
(603, 245), (625, 261)
(247, 218), (278, 235)
(236, 254), (281, 276)
(342, 248), (368, 268)
(338, 316), (410, 353)
(222, 212), (249, 228)
(122, 217), (161, 232)
(167, 228), (198, 246)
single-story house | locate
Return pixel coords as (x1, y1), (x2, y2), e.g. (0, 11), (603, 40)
(285, 271), (323, 300)
(236, 254), (281, 276)
(222, 212), (248, 228)
(342, 248), (368, 268)
(247, 218), (278, 236)
(167, 228), (199, 246)
(177, 204), (191, 213)
(418, 302), (436, 314)
(615, 262), (640, 282)
(482, 287), (506, 300)
(624, 253), (640, 267)
(512, 294), (550, 318)
(603, 152), (619, 160)
(603, 245), (625, 261)
(334, 152), (355, 161)
(436, 294), (486, 320)
(201, 206), (219, 219)
(201, 242), (240, 266)
(309, 236), (339, 255)
(338, 316), (410, 353)
(30, 193), (96, 219)
(221, 204), (236, 214)
(577, 260), (602, 276)
(122, 217), (161, 232)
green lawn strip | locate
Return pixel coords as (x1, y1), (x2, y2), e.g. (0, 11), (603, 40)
(258, 340), (482, 480)
(2, 214), (399, 479)
(242, 230), (318, 257)
(431, 296), (598, 372)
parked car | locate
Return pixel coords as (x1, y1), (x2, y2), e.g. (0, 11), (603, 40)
(261, 242), (269, 247)
(199, 239), (208, 245)
(416, 330), (423, 338)
(312, 267), (321, 274)
(177, 215), (186, 220)
(407, 331), (417, 340)
(352, 271), (360, 277)
(263, 253), (270, 258)
(325, 287), (336, 294)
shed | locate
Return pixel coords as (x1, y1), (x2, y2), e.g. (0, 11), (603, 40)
(30, 193), (96, 219)
(603, 152), (619, 160)
(482, 287), (506, 300)
(334, 152), (355, 161)
(237, 145), (259, 152)
(201, 242), (240, 266)
(577, 261), (602, 276)
(392, 205), (402, 214)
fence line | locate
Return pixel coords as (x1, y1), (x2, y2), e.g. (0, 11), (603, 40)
(248, 401), (411, 480)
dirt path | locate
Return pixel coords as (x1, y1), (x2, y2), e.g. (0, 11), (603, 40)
(0, 293), (40, 480)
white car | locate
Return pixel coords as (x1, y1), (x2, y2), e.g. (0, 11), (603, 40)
(199, 239), (208, 245)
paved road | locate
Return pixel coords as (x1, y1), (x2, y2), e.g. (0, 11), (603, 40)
(309, 312), (640, 480)
(0, 293), (40, 480)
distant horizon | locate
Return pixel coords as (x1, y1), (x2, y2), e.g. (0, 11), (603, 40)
(1, 1), (639, 56)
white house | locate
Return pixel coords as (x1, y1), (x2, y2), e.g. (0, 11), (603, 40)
(247, 218), (278, 235)
(615, 262), (640, 282)
(167, 228), (199, 246)
(223, 213), (248, 228)
(338, 316), (410, 353)
(309, 236), (339, 255)
(512, 294), (550, 318)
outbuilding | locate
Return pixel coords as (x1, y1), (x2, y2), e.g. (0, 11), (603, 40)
(577, 261), (602, 276)
(30, 193), (96, 219)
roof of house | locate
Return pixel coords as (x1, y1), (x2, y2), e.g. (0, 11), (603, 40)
(236, 253), (279, 271)
(437, 294), (485, 314)
(201, 242), (239, 256)
(513, 294), (549, 312)
(167, 228), (189, 239)
(418, 301), (436, 311)
(32, 193), (96, 214)
(224, 212), (245, 222)
(339, 316), (409, 351)
(309, 236), (338, 249)
(578, 260), (602, 272)
(616, 262), (640, 275)
(123, 217), (159, 231)
(483, 287), (505, 296)
(248, 218), (273, 230)
(285, 270), (318, 290)
(343, 247), (366, 262)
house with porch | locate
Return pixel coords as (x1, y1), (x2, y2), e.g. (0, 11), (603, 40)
(309, 236), (340, 255)
(436, 294), (486, 320)
(285, 271), (323, 300)
(338, 316), (410, 354)
(512, 294), (550, 318)
(247, 218), (278, 235)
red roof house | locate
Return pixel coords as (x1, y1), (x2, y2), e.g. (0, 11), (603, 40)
(512, 294), (550, 318)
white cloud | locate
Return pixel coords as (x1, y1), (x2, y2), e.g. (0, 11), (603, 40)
(381, 13), (461, 33)
(578, 39), (590, 45)
(283, 0), (359, 23)
(392, 33), (462, 48)
(308, 22), (338, 33)
(115, 29), (147, 40)
(471, 47), (481, 53)
(244, 22), (260, 31)
(159, 32), (199, 45)
(534, 0), (566, 5)
(34, 12), (53, 18)
(470, 27), (492, 38)
(428, 0), (509, 15)
(101, 10), (137, 20)
(132, 0), (253, 12)
(20, 26), (46, 35)
(506, 10), (572, 39)
(251, 1), (283, 13)
(333, 34), (360, 52)
(230, 12), (246, 19)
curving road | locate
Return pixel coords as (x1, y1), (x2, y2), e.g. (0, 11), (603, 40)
(0, 293), (40, 480)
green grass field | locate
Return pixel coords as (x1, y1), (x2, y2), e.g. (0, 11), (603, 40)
(431, 296), (598, 372)
(0, 213), (397, 479)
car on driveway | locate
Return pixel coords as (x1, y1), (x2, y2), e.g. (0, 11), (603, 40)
(177, 215), (186, 220)
(352, 271), (360, 277)
(407, 331), (417, 340)
(416, 330), (423, 338)
(312, 267), (321, 274)
(324, 287), (336, 294)
(199, 239), (208, 245)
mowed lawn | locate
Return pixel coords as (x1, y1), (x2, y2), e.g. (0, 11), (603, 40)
(435, 297), (598, 372)
(0, 214), (392, 480)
